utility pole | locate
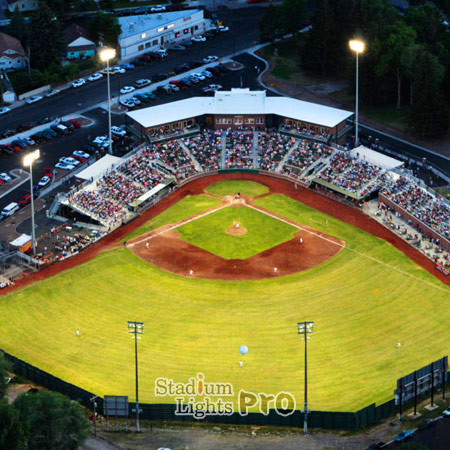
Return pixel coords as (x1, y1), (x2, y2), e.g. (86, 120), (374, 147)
(128, 321), (144, 432)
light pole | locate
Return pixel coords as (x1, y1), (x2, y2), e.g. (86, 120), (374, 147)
(297, 321), (314, 434)
(99, 48), (116, 155)
(349, 39), (365, 147)
(128, 321), (144, 432)
(23, 149), (40, 255)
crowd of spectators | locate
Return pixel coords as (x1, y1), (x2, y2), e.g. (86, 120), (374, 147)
(225, 130), (254, 168)
(280, 124), (330, 141)
(119, 151), (165, 188)
(148, 124), (196, 141)
(147, 139), (195, 174)
(182, 130), (222, 171)
(258, 132), (296, 171)
(382, 176), (450, 240)
(317, 152), (386, 197)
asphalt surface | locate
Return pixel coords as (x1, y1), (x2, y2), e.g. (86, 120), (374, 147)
(0, 7), (264, 132)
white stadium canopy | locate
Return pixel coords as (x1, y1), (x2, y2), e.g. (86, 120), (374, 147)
(76, 155), (122, 181)
(350, 146), (404, 170)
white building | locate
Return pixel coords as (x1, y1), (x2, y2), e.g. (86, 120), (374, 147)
(118, 9), (207, 60)
(0, 31), (26, 71)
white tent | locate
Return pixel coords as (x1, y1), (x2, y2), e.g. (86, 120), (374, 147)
(350, 146), (403, 170)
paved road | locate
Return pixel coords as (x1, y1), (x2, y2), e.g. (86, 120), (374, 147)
(0, 7), (264, 133)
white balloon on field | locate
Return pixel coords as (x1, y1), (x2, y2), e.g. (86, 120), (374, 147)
(239, 345), (248, 355)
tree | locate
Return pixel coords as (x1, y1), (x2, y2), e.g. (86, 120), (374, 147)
(0, 400), (27, 450)
(6, 7), (32, 73)
(373, 21), (417, 108)
(280, 0), (307, 35)
(400, 43), (425, 105)
(29, 4), (66, 70)
(406, 4), (444, 48)
(0, 352), (11, 400)
(88, 12), (121, 48)
(408, 50), (449, 137)
(258, 4), (280, 43)
(14, 390), (91, 450)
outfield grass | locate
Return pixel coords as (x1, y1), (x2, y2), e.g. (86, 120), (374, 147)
(124, 194), (221, 241)
(205, 180), (269, 197)
(176, 205), (297, 259)
(1, 184), (449, 413)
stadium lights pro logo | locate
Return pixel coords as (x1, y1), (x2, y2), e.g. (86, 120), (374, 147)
(155, 373), (296, 419)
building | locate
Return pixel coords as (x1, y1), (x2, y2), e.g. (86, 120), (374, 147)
(63, 24), (96, 60)
(118, 9), (207, 60)
(4, 0), (38, 12)
(126, 89), (353, 144)
(0, 31), (26, 71)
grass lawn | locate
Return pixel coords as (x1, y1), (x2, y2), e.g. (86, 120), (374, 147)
(205, 180), (269, 197)
(1, 182), (449, 413)
(123, 194), (221, 241)
(176, 205), (297, 259)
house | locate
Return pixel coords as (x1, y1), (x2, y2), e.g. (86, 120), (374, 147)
(62, 24), (96, 60)
(4, 0), (38, 12)
(0, 32), (26, 71)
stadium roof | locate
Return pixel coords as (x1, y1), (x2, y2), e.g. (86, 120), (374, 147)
(118, 10), (201, 39)
(76, 155), (122, 181)
(350, 146), (404, 169)
(127, 89), (353, 129)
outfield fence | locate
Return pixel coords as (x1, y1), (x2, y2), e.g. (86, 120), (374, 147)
(3, 349), (447, 430)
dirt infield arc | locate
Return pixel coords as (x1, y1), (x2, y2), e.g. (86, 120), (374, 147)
(4, 172), (450, 292)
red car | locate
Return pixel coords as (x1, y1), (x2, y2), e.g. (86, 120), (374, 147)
(67, 119), (82, 129)
(8, 143), (20, 152)
(18, 194), (31, 206)
(43, 168), (53, 178)
(72, 154), (86, 163)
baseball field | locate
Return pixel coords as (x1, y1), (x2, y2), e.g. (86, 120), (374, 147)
(0, 176), (449, 413)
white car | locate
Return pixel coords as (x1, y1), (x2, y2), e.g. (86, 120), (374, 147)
(443, 406), (450, 417)
(217, 26), (229, 32)
(192, 35), (206, 43)
(111, 126), (127, 137)
(55, 162), (75, 170)
(203, 56), (218, 63)
(120, 86), (135, 94)
(112, 66), (126, 74)
(151, 5), (166, 11)
(38, 176), (51, 187)
(26, 95), (43, 104)
(88, 73), (103, 82)
(201, 70), (213, 78)
(24, 137), (35, 146)
(202, 84), (222, 93)
(59, 156), (80, 166)
(73, 150), (91, 159)
(120, 99), (136, 108)
(0, 107), (11, 115)
(45, 89), (60, 98)
(72, 78), (85, 88)
(0, 173), (12, 182)
(93, 136), (111, 148)
(191, 72), (206, 81)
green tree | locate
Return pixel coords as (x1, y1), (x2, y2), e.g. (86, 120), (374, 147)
(280, 0), (307, 35)
(29, 4), (66, 70)
(88, 12), (121, 47)
(401, 43), (425, 105)
(0, 400), (27, 450)
(400, 443), (429, 450)
(0, 352), (11, 400)
(258, 4), (280, 43)
(373, 21), (417, 108)
(6, 7), (32, 73)
(408, 50), (448, 137)
(406, 4), (444, 47)
(14, 390), (91, 450)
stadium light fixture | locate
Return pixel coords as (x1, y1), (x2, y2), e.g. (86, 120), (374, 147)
(99, 48), (116, 155)
(297, 321), (314, 434)
(23, 149), (40, 256)
(349, 39), (366, 147)
(128, 321), (144, 432)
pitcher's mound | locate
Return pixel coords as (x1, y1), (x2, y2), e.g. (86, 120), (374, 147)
(226, 223), (247, 236)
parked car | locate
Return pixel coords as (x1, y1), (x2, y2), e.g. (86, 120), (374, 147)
(192, 35), (206, 43)
(72, 78), (86, 88)
(418, 419), (436, 430)
(67, 119), (82, 128)
(18, 194), (31, 207)
(60, 120), (75, 131)
(0, 107), (11, 115)
(202, 84), (222, 93)
(121, 63), (135, 70)
(169, 44), (186, 52)
(26, 95), (43, 104)
(151, 4), (166, 11)
(16, 124), (32, 132)
(120, 86), (135, 94)
(45, 89), (60, 97)
(206, 66), (220, 76)
(204, 31), (216, 39)
(0, 173), (12, 182)
(174, 63), (190, 74)
(23, 137), (35, 146)
(38, 176), (51, 187)
(81, 144), (97, 154)
(43, 167), (53, 177)
(37, 116), (53, 124)
(203, 55), (219, 64)
(55, 162), (75, 170)
(111, 126), (127, 137)
(88, 73), (103, 82)
(187, 75), (199, 84)
(394, 430), (415, 442)
(151, 73), (168, 83)
(216, 63), (230, 73)
(59, 156), (80, 166)
(120, 99), (136, 108)
(191, 72), (206, 81)
(201, 70), (213, 78)
(44, 128), (58, 138)
(135, 79), (151, 88)
(366, 443), (385, 450)
(112, 66), (126, 74)
(443, 406), (450, 417)
(216, 25), (230, 32)
(51, 124), (68, 135)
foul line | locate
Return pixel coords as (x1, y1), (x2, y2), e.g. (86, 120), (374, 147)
(248, 204), (449, 293)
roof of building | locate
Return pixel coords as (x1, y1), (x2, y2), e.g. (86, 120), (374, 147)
(118, 9), (202, 39)
(76, 155), (122, 181)
(63, 23), (94, 46)
(127, 89), (353, 129)
(0, 31), (24, 58)
(350, 145), (404, 169)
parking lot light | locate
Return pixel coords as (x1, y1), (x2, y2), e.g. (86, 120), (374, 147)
(23, 149), (40, 255)
(99, 48), (116, 155)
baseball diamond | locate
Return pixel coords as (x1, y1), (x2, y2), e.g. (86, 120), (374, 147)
(0, 174), (449, 416)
